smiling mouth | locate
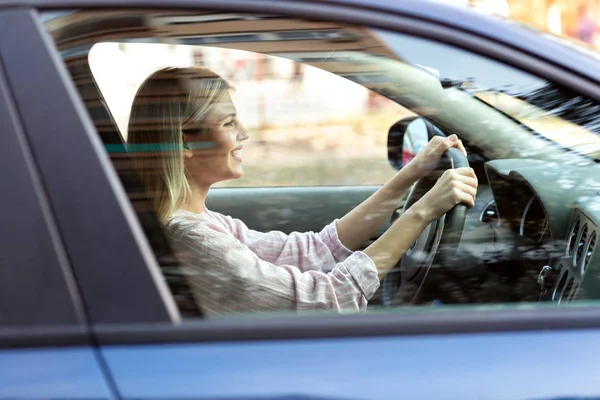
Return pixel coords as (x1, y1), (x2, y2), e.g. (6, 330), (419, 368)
(231, 147), (243, 162)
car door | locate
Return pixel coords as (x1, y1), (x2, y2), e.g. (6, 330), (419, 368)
(14, 1), (600, 400)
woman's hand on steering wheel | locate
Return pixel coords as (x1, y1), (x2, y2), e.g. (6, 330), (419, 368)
(405, 134), (467, 181)
(411, 167), (478, 222)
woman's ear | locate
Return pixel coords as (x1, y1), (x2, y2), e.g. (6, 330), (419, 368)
(182, 138), (194, 159)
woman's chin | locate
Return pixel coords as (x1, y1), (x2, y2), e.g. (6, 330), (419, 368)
(229, 167), (244, 180)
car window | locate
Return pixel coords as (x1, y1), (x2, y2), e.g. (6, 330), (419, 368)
(42, 9), (600, 321)
(89, 42), (410, 188)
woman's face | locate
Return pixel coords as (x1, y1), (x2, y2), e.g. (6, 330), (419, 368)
(183, 92), (249, 187)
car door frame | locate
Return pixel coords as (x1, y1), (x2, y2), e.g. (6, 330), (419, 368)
(0, 9), (85, 334)
(7, 0), (600, 343)
(0, 7), (117, 398)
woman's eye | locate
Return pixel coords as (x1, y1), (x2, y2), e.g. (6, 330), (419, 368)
(224, 119), (236, 127)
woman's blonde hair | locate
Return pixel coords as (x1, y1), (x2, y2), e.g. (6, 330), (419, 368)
(127, 66), (232, 222)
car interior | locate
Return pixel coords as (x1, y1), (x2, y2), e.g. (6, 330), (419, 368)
(44, 9), (600, 316)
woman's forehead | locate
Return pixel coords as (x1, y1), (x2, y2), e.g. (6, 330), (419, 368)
(209, 93), (236, 116)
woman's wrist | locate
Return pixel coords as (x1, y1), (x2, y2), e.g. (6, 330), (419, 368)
(404, 202), (434, 224)
(389, 163), (421, 191)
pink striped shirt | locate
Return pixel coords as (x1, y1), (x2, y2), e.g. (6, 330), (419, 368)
(164, 208), (379, 316)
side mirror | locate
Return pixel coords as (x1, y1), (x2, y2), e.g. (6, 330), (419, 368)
(387, 117), (436, 170)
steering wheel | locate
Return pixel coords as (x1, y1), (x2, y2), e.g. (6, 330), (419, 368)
(382, 146), (470, 306)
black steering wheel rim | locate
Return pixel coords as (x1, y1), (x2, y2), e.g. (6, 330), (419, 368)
(382, 146), (470, 306)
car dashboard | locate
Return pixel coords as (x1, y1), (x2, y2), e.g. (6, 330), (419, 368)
(475, 159), (600, 303)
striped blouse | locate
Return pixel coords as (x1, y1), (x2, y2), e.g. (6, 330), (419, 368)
(164, 208), (380, 316)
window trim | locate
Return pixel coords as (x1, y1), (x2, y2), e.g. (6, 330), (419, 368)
(94, 305), (600, 346)
(0, 326), (90, 348)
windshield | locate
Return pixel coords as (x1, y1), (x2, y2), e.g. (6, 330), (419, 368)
(374, 30), (600, 160)
(475, 90), (600, 157)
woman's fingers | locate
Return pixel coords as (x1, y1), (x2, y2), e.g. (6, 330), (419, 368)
(452, 181), (477, 205)
(430, 135), (468, 159)
(450, 135), (468, 157)
(430, 136), (451, 157)
(416, 166), (478, 221)
(444, 167), (477, 182)
(453, 167), (477, 181)
(449, 186), (475, 209)
(454, 173), (478, 190)
(458, 189), (476, 208)
(442, 168), (478, 209)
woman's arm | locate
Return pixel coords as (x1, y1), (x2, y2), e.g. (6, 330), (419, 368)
(336, 135), (467, 251)
(211, 211), (352, 273)
(167, 218), (379, 314)
(364, 167), (478, 280)
(335, 164), (419, 252)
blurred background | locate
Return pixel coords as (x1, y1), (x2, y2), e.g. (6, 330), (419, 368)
(454, 0), (600, 49)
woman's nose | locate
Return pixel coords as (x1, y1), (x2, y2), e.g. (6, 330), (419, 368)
(237, 122), (249, 141)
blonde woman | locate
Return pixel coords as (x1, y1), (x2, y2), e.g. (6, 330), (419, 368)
(127, 66), (478, 316)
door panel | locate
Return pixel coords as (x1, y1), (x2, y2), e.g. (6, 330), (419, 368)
(207, 186), (400, 243)
(0, 347), (115, 399)
(103, 329), (600, 399)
